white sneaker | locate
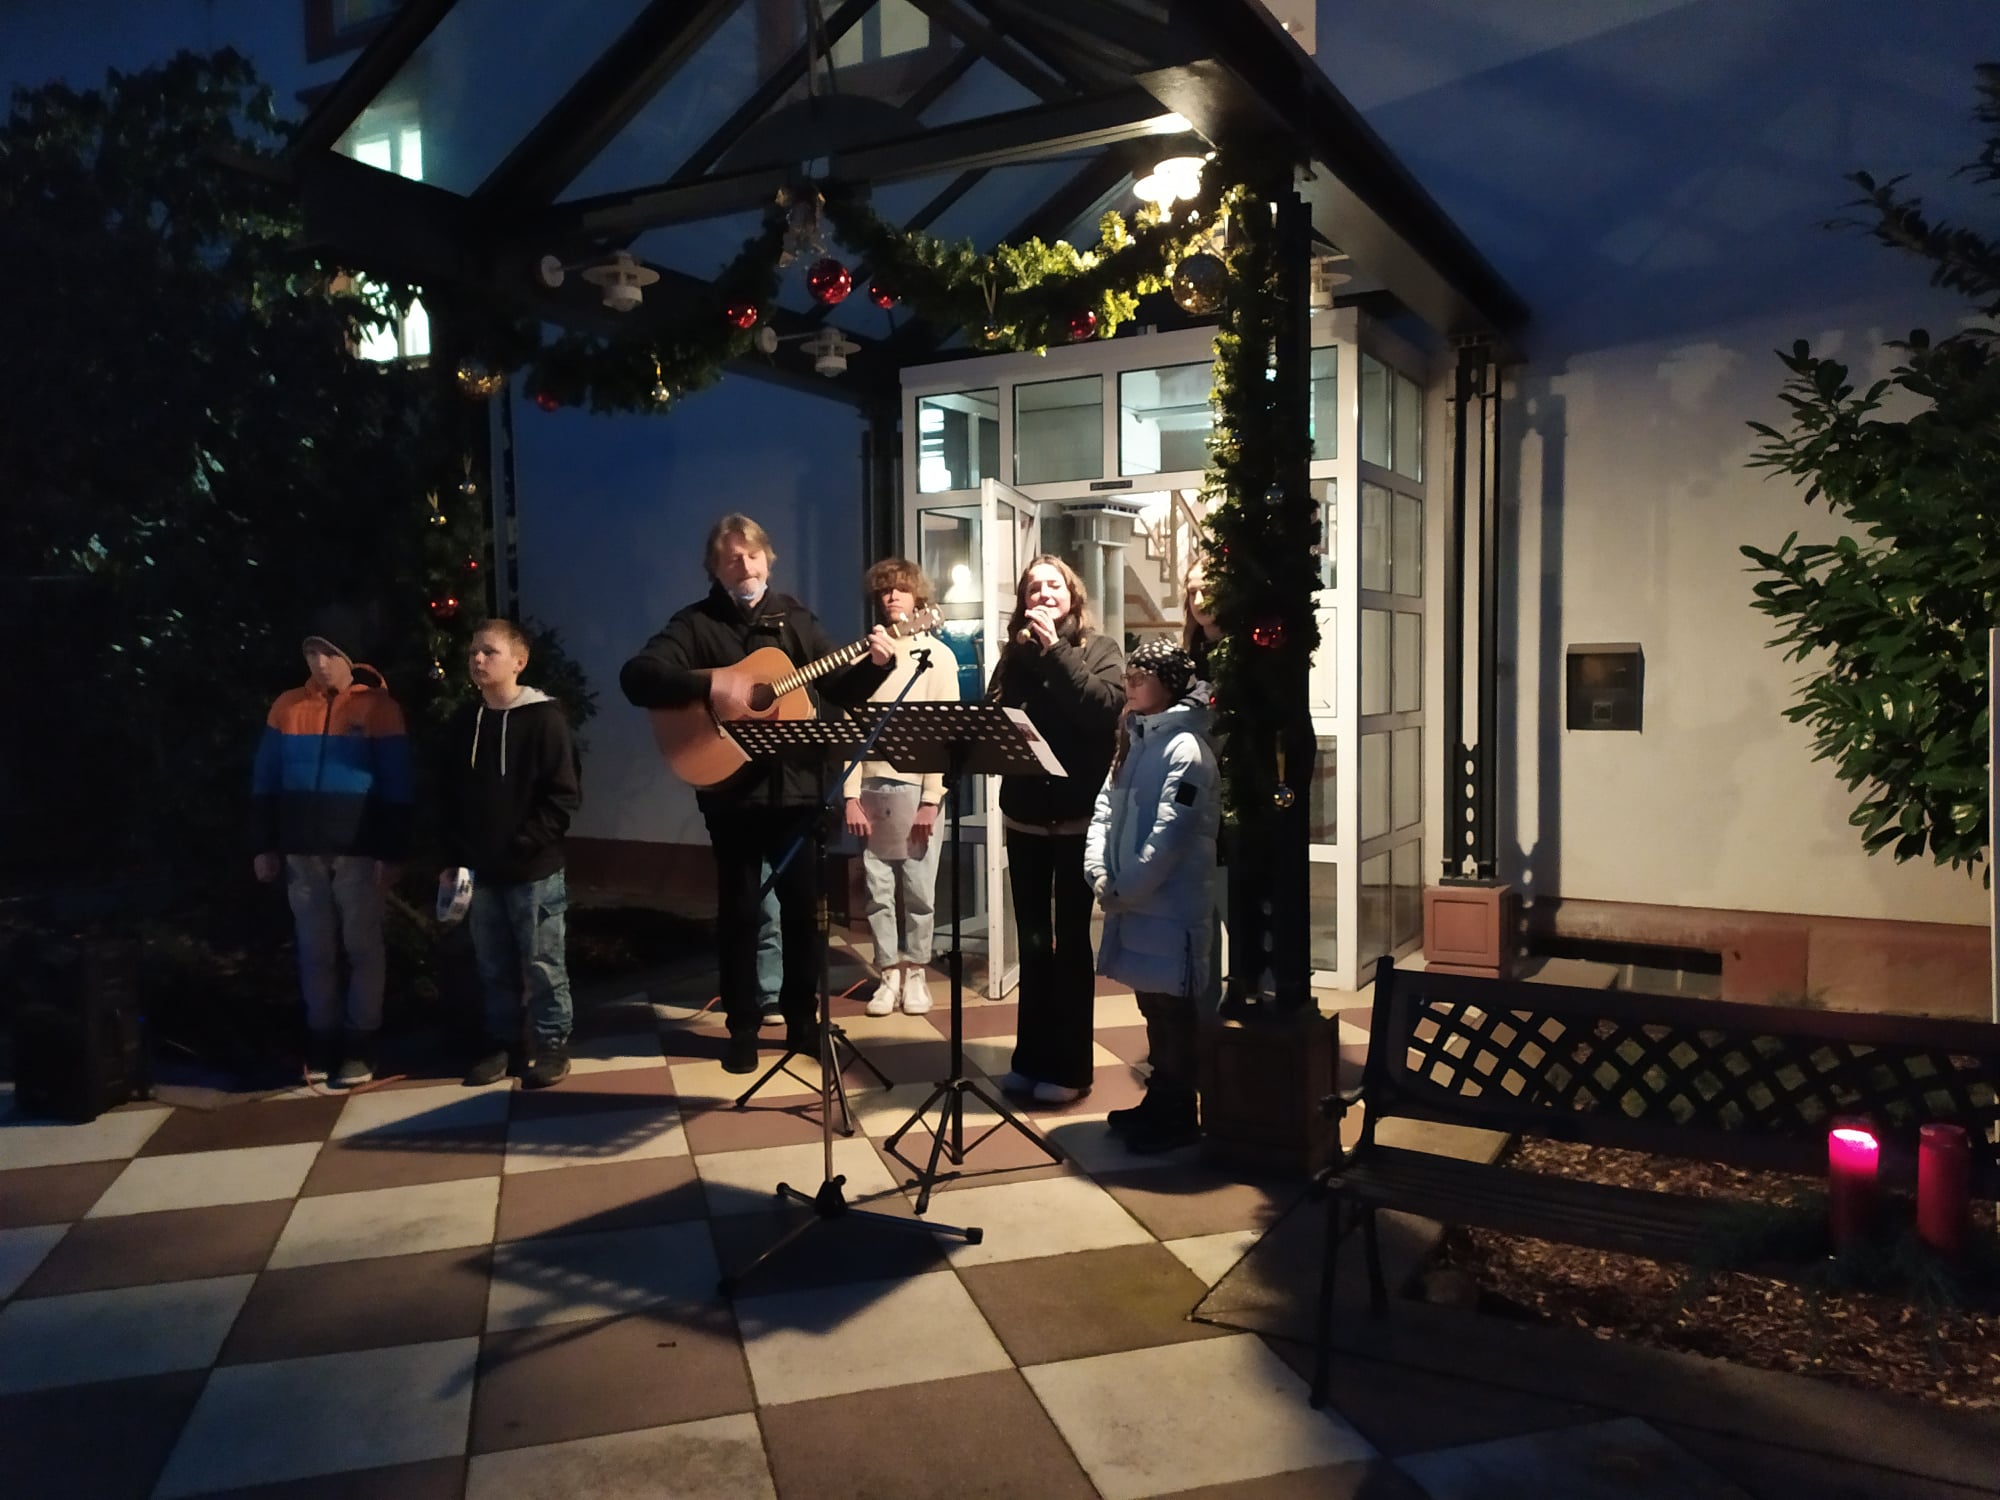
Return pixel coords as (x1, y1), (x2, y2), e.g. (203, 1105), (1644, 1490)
(1032, 1080), (1087, 1105)
(866, 968), (902, 1017)
(900, 968), (933, 1015)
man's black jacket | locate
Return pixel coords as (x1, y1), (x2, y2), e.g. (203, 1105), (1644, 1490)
(620, 582), (890, 815)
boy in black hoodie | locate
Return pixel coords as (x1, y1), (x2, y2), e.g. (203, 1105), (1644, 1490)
(443, 620), (582, 1088)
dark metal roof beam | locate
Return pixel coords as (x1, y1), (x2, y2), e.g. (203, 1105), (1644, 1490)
(667, 0), (879, 182)
(953, 0), (1133, 89)
(539, 87), (1182, 241)
(289, 0), (460, 159)
(473, 0), (739, 207)
(977, 0), (1182, 73)
(901, 0), (1077, 99)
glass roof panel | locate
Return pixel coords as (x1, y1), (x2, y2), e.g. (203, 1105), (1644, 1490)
(917, 64), (1041, 129)
(922, 159), (1097, 247)
(560, 0), (969, 204)
(558, 2), (762, 204)
(629, 209), (770, 283)
(342, 0), (662, 196)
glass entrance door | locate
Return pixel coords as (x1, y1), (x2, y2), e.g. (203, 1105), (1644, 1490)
(981, 478), (1039, 999)
(910, 478), (1038, 1000)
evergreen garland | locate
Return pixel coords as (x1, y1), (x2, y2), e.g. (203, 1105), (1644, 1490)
(1198, 178), (1322, 817)
(494, 177), (1227, 412)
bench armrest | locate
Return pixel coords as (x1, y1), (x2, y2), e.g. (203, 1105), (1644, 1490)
(1320, 1085), (1364, 1124)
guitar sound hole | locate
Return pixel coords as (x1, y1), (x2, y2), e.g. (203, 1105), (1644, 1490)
(748, 684), (777, 714)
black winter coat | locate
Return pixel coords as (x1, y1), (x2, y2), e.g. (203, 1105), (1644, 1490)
(985, 626), (1125, 825)
(619, 582), (890, 814)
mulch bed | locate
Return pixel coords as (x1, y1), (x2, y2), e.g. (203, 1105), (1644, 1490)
(1432, 1136), (2000, 1411)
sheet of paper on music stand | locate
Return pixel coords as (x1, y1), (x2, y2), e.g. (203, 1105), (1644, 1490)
(859, 781), (920, 860)
(999, 707), (1066, 776)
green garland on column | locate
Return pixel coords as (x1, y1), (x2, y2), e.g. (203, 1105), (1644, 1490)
(1199, 177), (1321, 818)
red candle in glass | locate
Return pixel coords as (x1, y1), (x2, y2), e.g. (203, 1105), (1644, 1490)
(1917, 1122), (1971, 1258)
(1826, 1122), (1879, 1248)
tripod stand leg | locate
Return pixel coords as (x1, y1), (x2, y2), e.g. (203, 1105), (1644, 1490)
(828, 1022), (892, 1090)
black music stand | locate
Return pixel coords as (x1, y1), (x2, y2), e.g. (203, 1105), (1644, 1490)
(715, 715), (978, 1295)
(854, 702), (1071, 1215)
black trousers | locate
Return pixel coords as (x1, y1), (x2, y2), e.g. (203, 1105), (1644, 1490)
(1006, 829), (1097, 1089)
(704, 805), (821, 1037)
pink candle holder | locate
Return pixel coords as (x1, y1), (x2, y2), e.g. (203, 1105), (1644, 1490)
(1826, 1120), (1879, 1249)
(1917, 1122), (1971, 1259)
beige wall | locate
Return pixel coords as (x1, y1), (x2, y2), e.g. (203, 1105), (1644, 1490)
(1500, 303), (1987, 925)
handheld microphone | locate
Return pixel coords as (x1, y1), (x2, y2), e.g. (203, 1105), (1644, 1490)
(1015, 627), (1035, 645)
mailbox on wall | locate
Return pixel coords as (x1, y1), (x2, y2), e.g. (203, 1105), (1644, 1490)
(1566, 644), (1644, 731)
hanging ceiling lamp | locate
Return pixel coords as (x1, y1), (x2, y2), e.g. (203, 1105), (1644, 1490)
(1133, 155), (1207, 211)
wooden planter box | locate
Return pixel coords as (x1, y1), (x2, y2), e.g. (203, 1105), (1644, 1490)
(1423, 881), (1517, 978)
(1198, 1004), (1338, 1177)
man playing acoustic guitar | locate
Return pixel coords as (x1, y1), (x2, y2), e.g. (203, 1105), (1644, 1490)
(621, 514), (894, 1073)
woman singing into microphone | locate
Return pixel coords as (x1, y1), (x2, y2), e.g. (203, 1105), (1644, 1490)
(988, 555), (1124, 1103)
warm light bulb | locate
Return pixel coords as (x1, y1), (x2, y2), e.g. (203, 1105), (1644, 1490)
(1134, 155), (1207, 210)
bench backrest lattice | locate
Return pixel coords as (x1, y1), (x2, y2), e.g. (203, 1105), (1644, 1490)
(1362, 958), (2000, 1194)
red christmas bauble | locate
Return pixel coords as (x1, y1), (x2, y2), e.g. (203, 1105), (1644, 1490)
(1067, 308), (1099, 342)
(429, 595), (460, 622)
(1251, 616), (1286, 650)
(533, 391), (560, 412)
(867, 281), (898, 310)
(805, 258), (853, 305)
(723, 301), (759, 330)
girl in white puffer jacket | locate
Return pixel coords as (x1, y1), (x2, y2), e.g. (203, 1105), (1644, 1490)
(1085, 641), (1220, 1153)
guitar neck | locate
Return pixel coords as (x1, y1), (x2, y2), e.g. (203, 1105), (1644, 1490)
(768, 635), (881, 699)
(765, 612), (936, 700)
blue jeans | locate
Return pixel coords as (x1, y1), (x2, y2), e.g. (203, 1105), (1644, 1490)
(755, 863), (782, 1007)
(468, 870), (573, 1049)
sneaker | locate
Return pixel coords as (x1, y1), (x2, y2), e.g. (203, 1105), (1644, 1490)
(522, 1041), (571, 1090)
(1032, 1080), (1087, 1105)
(331, 1053), (375, 1089)
(865, 968), (902, 1017)
(899, 969), (933, 1015)
(723, 1031), (760, 1075)
(997, 1071), (1039, 1097)
(784, 1020), (822, 1057)
(759, 997), (784, 1027)
(463, 1045), (512, 1088)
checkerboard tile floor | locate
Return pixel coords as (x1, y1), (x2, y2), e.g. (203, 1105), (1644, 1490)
(0, 939), (1666, 1499)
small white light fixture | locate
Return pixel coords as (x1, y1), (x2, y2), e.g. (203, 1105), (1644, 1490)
(805, 327), (859, 378)
(580, 251), (660, 313)
(1134, 155), (1206, 211)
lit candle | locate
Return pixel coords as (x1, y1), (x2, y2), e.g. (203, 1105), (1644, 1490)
(1917, 1122), (1971, 1259)
(1826, 1121), (1879, 1248)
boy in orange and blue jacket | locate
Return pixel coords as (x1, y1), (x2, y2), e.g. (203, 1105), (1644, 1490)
(251, 606), (413, 1087)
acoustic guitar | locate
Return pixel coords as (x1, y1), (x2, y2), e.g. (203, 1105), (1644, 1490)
(650, 605), (945, 788)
